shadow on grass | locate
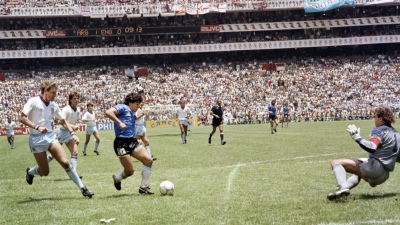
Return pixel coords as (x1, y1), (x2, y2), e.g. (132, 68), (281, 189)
(54, 178), (73, 182)
(18, 196), (75, 203)
(106, 193), (136, 198)
(328, 193), (397, 203)
(358, 192), (397, 199)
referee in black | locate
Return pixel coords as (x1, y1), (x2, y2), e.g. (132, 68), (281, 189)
(208, 99), (226, 145)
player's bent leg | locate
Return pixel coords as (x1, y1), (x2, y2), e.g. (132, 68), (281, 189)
(331, 158), (362, 177)
(112, 156), (134, 191)
(27, 152), (48, 184)
(119, 156), (135, 176)
(67, 139), (79, 156)
(32, 152), (50, 176)
(133, 147), (153, 167)
(219, 126), (226, 145)
(93, 132), (100, 155)
(66, 139), (82, 178)
(49, 143), (71, 170)
(209, 126), (217, 143)
(83, 133), (91, 156)
(183, 125), (188, 143)
(327, 158), (361, 201)
(142, 136), (156, 160)
(132, 147), (154, 194)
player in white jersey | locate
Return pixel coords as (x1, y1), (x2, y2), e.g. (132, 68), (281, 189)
(4, 117), (16, 149)
(135, 103), (156, 160)
(327, 106), (399, 200)
(176, 99), (191, 144)
(21, 81), (94, 198)
(47, 92), (82, 177)
(82, 103), (101, 156)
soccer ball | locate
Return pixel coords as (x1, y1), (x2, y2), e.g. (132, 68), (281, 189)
(159, 181), (174, 196)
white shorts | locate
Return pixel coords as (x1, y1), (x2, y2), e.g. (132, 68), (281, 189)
(57, 129), (73, 144)
(28, 132), (59, 153)
(359, 157), (390, 187)
(136, 124), (146, 136)
(86, 125), (98, 135)
(179, 120), (189, 127)
(6, 130), (14, 137)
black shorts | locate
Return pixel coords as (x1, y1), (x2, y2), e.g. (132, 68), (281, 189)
(284, 114), (289, 118)
(269, 115), (276, 121)
(212, 119), (223, 127)
(113, 137), (139, 157)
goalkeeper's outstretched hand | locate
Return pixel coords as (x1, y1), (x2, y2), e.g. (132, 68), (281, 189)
(347, 124), (361, 140)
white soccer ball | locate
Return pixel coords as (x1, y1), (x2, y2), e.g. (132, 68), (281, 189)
(159, 181), (174, 196)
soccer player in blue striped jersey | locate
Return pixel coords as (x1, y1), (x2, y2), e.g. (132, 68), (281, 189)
(327, 106), (400, 200)
(268, 99), (279, 134)
(281, 102), (290, 128)
(105, 93), (154, 194)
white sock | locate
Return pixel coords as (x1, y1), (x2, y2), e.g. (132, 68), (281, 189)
(333, 165), (347, 189)
(115, 169), (128, 182)
(47, 154), (54, 163)
(71, 156), (77, 171)
(145, 146), (151, 156)
(141, 166), (151, 187)
(66, 166), (84, 189)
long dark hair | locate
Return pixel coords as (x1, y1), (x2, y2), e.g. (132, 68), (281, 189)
(124, 93), (143, 105)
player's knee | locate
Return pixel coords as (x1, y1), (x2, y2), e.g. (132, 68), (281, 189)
(331, 159), (342, 168)
(125, 169), (134, 176)
(143, 157), (153, 167)
(71, 149), (78, 156)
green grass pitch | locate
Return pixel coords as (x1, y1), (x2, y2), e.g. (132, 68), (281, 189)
(1, 120), (400, 225)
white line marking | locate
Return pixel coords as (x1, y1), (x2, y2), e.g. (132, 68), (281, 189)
(318, 219), (400, 225)
(226, 166), (239, 194)
(223, 152), (360, 168)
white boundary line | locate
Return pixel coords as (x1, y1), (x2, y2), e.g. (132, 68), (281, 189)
(318, 219), (400, 225)
(223, 151), (361, 169)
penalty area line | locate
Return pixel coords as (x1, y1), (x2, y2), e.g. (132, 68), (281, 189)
(318, 219), (400, 225)
(222, 151), (360, 169)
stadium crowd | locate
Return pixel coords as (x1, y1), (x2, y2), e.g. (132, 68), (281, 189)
(1, 53), (400, 127)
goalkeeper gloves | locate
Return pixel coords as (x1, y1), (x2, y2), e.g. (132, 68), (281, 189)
(347, 124), (361, 140)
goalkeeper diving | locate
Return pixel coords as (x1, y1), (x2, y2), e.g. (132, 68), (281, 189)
(327, 106), (400, 200)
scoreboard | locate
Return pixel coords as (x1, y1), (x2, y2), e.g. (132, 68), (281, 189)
(68, 27), (143, 36)
(66, 26), (201, 37)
